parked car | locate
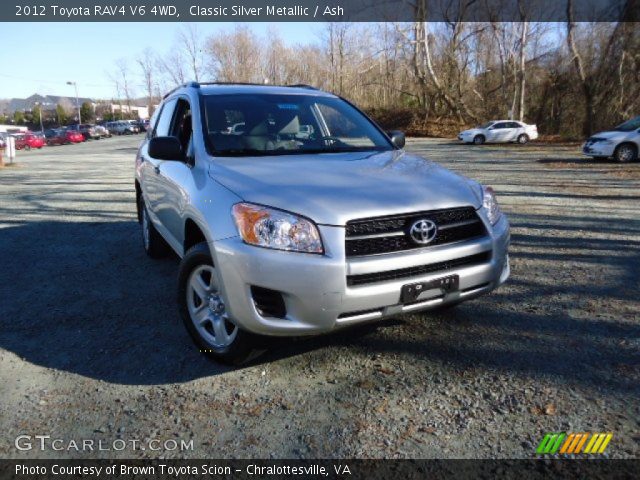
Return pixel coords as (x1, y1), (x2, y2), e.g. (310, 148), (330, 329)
(14, 132), (45, 150)
(132, 120), (148, 133)
(93, 124), (111, 138)
(44, 129), (67, 146)
(67, 124), (100, 141)
(63, 129), (84, 143)
(106, 121), (139, 135)
(458, 120), (538, 145)
(135, 82), (510, 363)
(582, 115), (640, 163)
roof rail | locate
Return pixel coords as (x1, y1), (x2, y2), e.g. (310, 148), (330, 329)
(162, 81), (200, 99)
(162, 81), (320, 99)
(286, 84), (319, 90)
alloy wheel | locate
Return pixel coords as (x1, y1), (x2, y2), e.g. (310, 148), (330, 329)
(186, 265), (238, 348)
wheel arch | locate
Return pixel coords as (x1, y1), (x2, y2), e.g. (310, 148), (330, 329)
(184, 217), (209, 255)
(617, 141), (638, 152)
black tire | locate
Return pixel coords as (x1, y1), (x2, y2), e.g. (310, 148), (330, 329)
(139, 198), (170, 258)
(25, 145), (31, 151)
(473, 135), (485, 145)
(613, 143), (637, 163)
(517, 134), (529, 144)
(178, 242), (260, 365)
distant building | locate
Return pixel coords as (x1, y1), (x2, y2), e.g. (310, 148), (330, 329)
(104, 102), (152, 121)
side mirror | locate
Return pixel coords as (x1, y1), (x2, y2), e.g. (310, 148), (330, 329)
(148, 136), (183, 160)
(388, 130), (406, 149)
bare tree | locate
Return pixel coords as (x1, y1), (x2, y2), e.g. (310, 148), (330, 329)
(137, 48), (156, 116)
(179, 24), (204, 82)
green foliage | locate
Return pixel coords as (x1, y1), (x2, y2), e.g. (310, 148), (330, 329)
(31, 104), (42, 124)
(56, 104), (68, 126)
(80, 102), (94, 122)
(13, 111), (25, 125)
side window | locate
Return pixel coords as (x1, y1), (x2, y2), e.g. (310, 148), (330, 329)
(170, 99), (193, 155)
(508, 122), (520, 128)
(153, 99), (177, 138)
(493, 122), (506, 129)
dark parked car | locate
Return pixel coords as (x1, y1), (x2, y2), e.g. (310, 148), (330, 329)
(67, 124), (99, 141)
(44, 129), (66, 146)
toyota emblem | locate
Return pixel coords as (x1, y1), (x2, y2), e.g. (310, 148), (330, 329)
(409, 219), (438, 245)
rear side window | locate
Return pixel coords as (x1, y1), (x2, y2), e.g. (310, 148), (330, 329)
(153, 99), (177, 137)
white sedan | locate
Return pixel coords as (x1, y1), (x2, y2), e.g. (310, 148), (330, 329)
(582, 116), (639, 163)
(458, 120), (538, 145)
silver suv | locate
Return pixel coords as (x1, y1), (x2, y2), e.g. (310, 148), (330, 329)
(135, 82), (510, 363)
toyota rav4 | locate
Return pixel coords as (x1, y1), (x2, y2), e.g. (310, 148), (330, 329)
(135, 82), (510, 363)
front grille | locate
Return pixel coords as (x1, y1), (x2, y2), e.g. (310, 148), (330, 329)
(345, 207), (485, 257)
(346, 251), (491, 286)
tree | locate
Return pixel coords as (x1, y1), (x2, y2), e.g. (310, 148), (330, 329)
(56, 104), (68, 126)
(179, 24), (204, 81)
(80, 102), (94, 123)
(13, 111), (25, 125)
(32, 104), (42, 127)
(137, 48), (157, 117)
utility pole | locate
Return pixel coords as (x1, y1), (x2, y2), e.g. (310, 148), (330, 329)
(66, 81), (81, 124)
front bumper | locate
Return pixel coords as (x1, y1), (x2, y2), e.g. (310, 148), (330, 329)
(582, 142), (614, 157)
(213, 214), (510, 336)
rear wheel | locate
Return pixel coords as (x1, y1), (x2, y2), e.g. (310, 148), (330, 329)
(178, 243), (259, 365)
(473, 135), (485, 145)
(613, 143), (637, 163)
(517, 134), (529, 144)
(140, 198), (169, 258)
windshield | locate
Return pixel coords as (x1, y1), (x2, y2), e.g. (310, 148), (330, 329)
(613, 116), (640, 132)
(479, 122), (495, 129)
(203, 93), (393, 156)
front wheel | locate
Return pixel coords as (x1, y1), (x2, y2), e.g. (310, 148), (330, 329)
(473, 135), (485, 145)
(517, 134), (529, 144)
(613, 143), (637, 163)
(178, 243), (259, 365)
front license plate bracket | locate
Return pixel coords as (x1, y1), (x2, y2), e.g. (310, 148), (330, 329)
(400, 274), (459, 303)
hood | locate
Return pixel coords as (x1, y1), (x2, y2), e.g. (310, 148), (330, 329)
(209, 150), (481, 226)
(589, 130), (630, 141)
(460, 128), (484, 135)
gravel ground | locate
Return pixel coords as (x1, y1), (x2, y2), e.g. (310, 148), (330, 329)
(0, 136), (638, 459)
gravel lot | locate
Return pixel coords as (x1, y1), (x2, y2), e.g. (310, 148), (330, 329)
(0, 136), (638, 459)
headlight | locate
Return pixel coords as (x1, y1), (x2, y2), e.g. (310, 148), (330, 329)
(482, 186), (503, 226)
(232, 203), (323, 254)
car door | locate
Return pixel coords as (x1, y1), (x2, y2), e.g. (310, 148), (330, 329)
(153, 97), (193, 247)
(141, 97), (193, 249)
(488, 122), (509, 143)
(140, 98), (176, 219)
(505, 122), (521, 142)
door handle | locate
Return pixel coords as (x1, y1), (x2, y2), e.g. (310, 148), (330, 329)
(154, 165), (160, 174)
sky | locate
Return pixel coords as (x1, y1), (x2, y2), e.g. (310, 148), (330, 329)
(0, 22), (321, 100)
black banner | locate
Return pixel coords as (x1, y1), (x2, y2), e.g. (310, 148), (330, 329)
(4, 0), (640, 22)
(0, 459), (638, 480)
